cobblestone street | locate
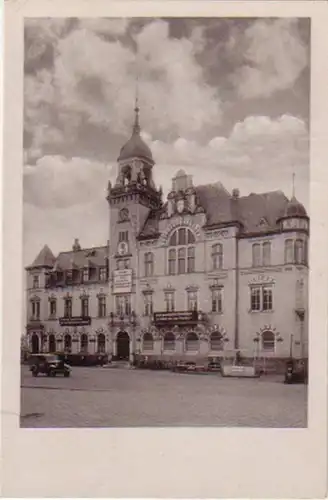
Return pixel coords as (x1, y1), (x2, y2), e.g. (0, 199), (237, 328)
(20, 365), (307, 428)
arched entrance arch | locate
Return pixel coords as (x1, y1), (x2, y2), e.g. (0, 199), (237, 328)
(116, 331), (130, 360)
(31, 334), (39, 354)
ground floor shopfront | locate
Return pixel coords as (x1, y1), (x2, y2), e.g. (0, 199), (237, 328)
(26, 309), (306, 364)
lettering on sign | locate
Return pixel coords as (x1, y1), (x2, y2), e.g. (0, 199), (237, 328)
(113, 269), (133, 294)
(205, 230), (230, 239)
(59, 317), (91, 327)
(249, 275), (275, 285)
(153, 310), (198, 324)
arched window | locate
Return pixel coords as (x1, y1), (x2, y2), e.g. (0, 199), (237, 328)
(97, 333), (106, 353)
(285, 239), (294, 264)
(210, 332), (223, 351)
(252, 243), (261, 267)
(261, 331), (275, 352)
(144, 252), (154, 277)
(48, 334), (56, 353)
(295, 239), (305, 264)
(64, 334), (72, 352)
(212, 244), (223, 270)
(185, 332), (199, 352)
(80, 334), (88, 354)
(163, 332), (175, 351)
(143, 333), (154, 351)
(168, 228), (196, 275)
(262, 242), (271, 266)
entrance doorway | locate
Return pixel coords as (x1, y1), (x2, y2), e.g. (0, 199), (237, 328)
(31, 334), (39, 354)
(116, 331), (130, 360)
(48, 334), (56, 353)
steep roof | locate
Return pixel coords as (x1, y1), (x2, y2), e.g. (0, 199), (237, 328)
(137, 184), (297, 239)
(53, 246), (109, 271)
(27, 245), (56, 269)
(195, 182), (233, 226)
(237, 190), (290, 233)
(283, 196), (307, 218)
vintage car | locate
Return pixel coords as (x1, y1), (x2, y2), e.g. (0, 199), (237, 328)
(29, 354), (71, 377)
(284, 358), (308, 384)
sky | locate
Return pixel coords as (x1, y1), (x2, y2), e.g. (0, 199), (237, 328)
(24, 17), (310, 266)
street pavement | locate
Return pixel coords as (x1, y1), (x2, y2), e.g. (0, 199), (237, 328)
(20, 365), (307, 428)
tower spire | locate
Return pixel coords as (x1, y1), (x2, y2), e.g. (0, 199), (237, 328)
(292, 172), (296, 199)
(133, 74), (140, 135)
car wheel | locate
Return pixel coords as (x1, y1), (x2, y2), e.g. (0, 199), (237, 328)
(32, 369), (38, 377)
(64, 372), (70, 377)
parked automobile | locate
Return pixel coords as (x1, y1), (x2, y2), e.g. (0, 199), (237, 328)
(29, 354), (71, 377)
(284, 358), (308, 384)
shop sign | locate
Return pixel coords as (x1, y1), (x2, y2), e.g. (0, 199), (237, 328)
(59, 317), (91, 327)
(153, 310), (198, 324)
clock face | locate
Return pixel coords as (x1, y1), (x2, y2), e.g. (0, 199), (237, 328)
(117, 241), (128, 256)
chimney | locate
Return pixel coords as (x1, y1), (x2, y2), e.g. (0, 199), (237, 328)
(72, 238), (81, 252)
(232, 188), (240, 199)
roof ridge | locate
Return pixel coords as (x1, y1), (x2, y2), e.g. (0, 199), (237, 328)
(57, 244), (108, 255)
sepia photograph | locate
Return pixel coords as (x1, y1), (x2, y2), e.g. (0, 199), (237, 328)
(2, 1), (328, 498)
(21, 16), (310, 428)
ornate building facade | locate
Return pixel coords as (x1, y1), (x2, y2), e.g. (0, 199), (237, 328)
(25, 105), (309, 363)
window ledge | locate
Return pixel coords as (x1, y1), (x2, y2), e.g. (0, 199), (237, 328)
(249, 309), (274, 314)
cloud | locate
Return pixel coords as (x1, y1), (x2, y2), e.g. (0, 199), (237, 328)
(24, 155), (114, 208)
(148, 114), (309, 197)
(24, 18), (222, 160)
(24, 201), (108, 267)
(231, 19), (308, 98)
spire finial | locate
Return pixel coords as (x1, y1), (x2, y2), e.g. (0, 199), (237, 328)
(292, 172), (295, 199)
(133, 56), (140, 135)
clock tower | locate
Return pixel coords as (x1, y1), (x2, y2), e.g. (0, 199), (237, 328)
(106, 101), (162, 321)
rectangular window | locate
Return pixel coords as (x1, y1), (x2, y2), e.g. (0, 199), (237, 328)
(98, 296), (106, 318)
(187, 247), (195, 273)
(211, 288), (223, 313)
(31, 300), (40, 320)
(262, 242), (271, 266)
(115, 295), (131, 316)
(285, 239), (294, 264)
(99, 267), (107, 281)
(178, 248), (186, 274)
(81, 297), (89, 317)
(144, 294), (153, 316)
(165, 291), (175, 312)
(262, 286), (273, 311)
(32, 275), (39, 289)
(250, 287), (261, 311)
(212, 244), (223, 270)
(49, 299), (57, 318)
(252, 243), (261, 267)
(187, 290), (198, 311)
(64, 298), (72, 318)
(168, 249), (176, 275)
(119, 231), (129, 242)
(82, 268), (89, 282)
(250, 286), (273, 312)
(144, 252), (154, 277)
